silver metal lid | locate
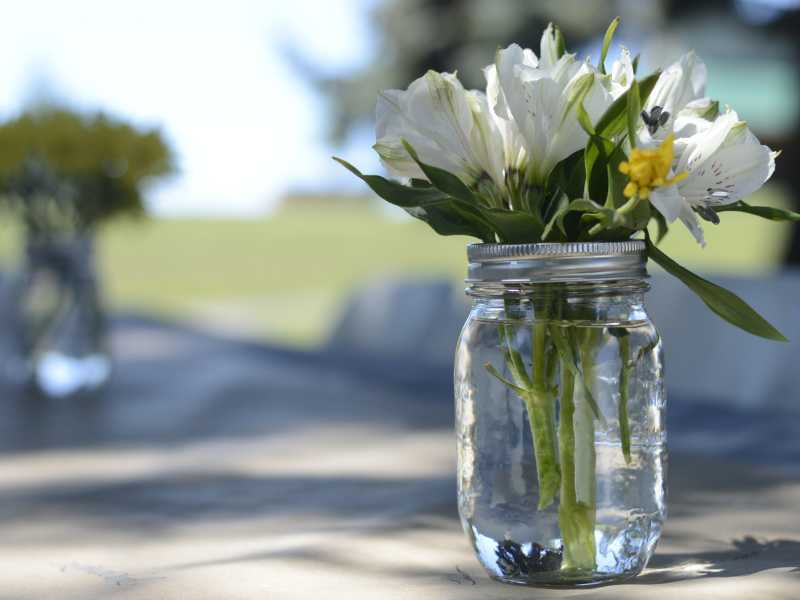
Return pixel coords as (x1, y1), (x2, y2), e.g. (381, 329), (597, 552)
(466, 241), (647, 283)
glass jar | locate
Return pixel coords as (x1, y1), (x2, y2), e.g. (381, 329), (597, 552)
(8, 232), (111, 398)
(454, 241), (666, 587)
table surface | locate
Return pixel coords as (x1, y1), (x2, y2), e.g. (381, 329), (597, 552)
(1, 315), (799, 599)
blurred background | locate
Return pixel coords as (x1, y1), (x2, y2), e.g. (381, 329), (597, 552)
(2, 2), (800, 597)
(0, 0), (799, 348)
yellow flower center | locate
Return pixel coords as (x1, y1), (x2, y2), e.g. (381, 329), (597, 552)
(618, 133), (687, 200)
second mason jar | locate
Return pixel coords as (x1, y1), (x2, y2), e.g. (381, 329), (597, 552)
(454, 241), (666, 587)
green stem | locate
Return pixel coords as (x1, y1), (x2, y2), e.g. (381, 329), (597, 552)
(576, 330), (598, 504)
(618, 333), (632, 464)
(489, 300), (560, 509)
(557, 327), (598, 572)
(528, 318), (560, 508)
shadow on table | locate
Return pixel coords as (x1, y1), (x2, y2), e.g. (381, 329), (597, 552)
(165, 535), (800, 589)
(0, 313), (456, 454)
(636, 537), (800, 584)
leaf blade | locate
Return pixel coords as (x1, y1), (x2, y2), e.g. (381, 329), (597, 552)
(599, 17), (620, 75)
(646, 234), (787, 342)
(401, 140), (476, 203)
(715, 201), (800, 222)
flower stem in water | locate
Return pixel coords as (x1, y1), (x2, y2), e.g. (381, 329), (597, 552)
(556, 327), (598, 571)
(618, 332), (632, 464)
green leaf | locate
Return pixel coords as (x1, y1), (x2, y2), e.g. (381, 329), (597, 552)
(646, 234), (787, 342)
(626, 78), (641, 149)
(479, 208), (544, 243)
(594, 71), (660, 140)
(547, 149), (585, 201)
(599, 17), (620, 75)
(562, 73), (595, 130)
(575, 102), (595, 137)
(583, 133), (615, 203)
(553, 198), (614, 239)
(333, 157), (448, 206)
(715, 201), (800, 222)
(542, 194), (570, 240)
(632, 53), (640, 75)
(650, 209), (669, 243)
(484, 362), (529, 396)
(401, 140), (476, 203)
(603, 138), (632, 209)
(333, 157), (493, 240)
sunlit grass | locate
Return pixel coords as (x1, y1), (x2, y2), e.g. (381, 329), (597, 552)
(0, 187), (792, 346)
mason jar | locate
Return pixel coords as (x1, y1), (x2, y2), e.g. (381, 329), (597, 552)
(454, 241), (666, 587)
(8, 232), (111, 398)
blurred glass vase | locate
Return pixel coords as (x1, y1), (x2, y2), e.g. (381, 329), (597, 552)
(12, 233), (111, 398)
(454, 242), (666, 587)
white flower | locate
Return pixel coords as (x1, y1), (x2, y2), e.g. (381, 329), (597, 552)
(608, 47), (635, 99)
(494, 27), (614, 184)
(373, 70), (504, 191)
(484, 61), (528, 174)
(640, 51), (707, 143)
(650, 110), (777, 245)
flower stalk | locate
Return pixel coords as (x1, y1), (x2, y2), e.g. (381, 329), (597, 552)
(618, 332), (633, 464)
(556, 332), (597, 571)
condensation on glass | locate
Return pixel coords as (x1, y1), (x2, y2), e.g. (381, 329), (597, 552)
(455, 242), (666, 587)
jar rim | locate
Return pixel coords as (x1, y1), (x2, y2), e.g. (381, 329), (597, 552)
(466, 241), (648, 284)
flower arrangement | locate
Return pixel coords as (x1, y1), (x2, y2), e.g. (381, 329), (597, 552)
(336, 18), (790, 341)
(0, 106), (174, 235)
(336, 19), (791, 577)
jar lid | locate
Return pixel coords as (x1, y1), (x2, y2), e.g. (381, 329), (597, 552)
(466, 241), (647, 283)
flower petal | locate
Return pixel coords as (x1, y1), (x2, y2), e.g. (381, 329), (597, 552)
(539, 23), (560, 70)
(466, 90), (506, 189)
(678, 137), (775, 207)
(493, 44), (538, 119)
(644, 51), (707, 138)
(609, 47), (634, 99)
(675, 110), (741, 174)
(484, 63), (527, 170)
(374, 71), (502, 186)
(678, 202), (706, 246)
(649, 184), (685, 223)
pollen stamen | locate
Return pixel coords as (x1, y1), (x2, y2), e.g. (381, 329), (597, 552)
(618, 134), (687, 200)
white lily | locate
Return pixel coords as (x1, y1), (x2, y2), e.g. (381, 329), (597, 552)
(373, 70), (505, 193)
(494, 26), (614, 185)
(649, 109), (777, 245)
(484, 61), (528, 175)
(639, 51), (707, 143)
(608, 47), (635, 100)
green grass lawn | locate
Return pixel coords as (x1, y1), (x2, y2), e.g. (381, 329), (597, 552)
(0, 188), (792, 346)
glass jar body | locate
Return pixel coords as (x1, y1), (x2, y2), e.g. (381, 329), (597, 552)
(454, 282), (666, 586)
(9, 232), (111, 398)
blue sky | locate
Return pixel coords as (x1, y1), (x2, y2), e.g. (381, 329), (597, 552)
(0, 0), (376, 216)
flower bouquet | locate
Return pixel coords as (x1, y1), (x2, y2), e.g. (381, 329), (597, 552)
(336, 19), (790, 586)
(0, 107), (174, 397)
